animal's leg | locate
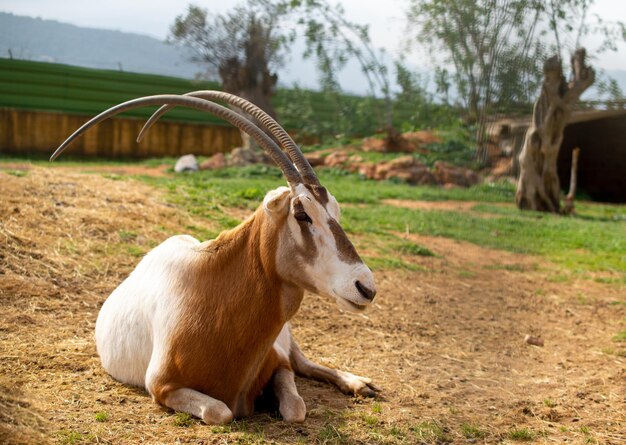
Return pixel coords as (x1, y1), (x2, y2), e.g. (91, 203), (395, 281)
(273, 366), (306, 422)
(289, 334), (380, 397)
(147, 367), (232, 424)
(160, 387), (233, 424)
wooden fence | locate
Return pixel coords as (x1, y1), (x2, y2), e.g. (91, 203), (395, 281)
(0, 108), (241, 158)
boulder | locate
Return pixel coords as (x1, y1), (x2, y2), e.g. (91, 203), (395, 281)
(357, 162), (376, 179)
(362, 137), (387, 152)
(229, 147), (271, 166)
(433, 161), (481, 187)
(304, 153), (325, 167)
(174, 154), (199, 173)
(402, 130), (442, 145)
(199, 152), (226, 170)
(324, 151), (349, 168)
(386, 166), (436, 185)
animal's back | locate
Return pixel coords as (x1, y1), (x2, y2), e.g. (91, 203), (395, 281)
(95, 235), (200, 387)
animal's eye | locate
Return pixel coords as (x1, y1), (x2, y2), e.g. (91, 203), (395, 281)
(294, 211), (312, 224)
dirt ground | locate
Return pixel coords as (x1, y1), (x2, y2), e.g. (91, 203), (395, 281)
(0, 168), (624, 444)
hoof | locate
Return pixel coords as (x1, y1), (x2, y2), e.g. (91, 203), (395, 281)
(280, 394), (306, 423)
(201, 401), (233, 424)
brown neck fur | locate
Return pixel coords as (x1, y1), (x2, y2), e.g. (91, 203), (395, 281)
(152, 206), (304, 416)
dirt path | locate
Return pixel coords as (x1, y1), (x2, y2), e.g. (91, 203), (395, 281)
(1, 169), (624, 444)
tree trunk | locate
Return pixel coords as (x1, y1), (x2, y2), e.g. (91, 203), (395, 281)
(218, 20), (278, 150)
(515, 49), (594, 212)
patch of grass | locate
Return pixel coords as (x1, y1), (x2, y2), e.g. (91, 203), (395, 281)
(210, 424), (232, 433)
(361, 414), (379, 427)
(342, 203), (625, 275)
(460, 423), (486, 439)
(612, 329), (626, 343)
(317, 423), (348, 444)
(118, 230), (137, 242)
(94, 411), (108, 422)
(3, 169), (28, 177)
(102, 173), (122, 181)
(410, 421), (449, 443)
(172, 412), (194, 427)
(547, 273), (570, 283)
(508, 427), (535, 441)
(57, 430), (95, 444)
(371, 402), (383, 414)
(484, 263), (527, 272)
(543, 398), (557, 408)
(394, 240), (436, 257)
(580, 426), (597, 444)
(125, 244), (147, 257)
(389, 425), (406, 439)
(458, 269), (476, 278)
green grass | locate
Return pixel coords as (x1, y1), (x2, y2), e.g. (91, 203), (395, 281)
(543, 398), (557, 408)
(172, 412), (194, 427)
(508, 428), (535, 441)
(7, 156), (624, 279)
(4, 169), (28, 177)
(460, 423), (486, 439)
(57, 430), (95, 444)
(130, 167), (626, 278)
(612, 329), (626, 342)
(410, 421), (449, 443)
(94, 411), (109, 422)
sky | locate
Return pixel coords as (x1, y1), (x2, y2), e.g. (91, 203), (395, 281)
(1, 0), (625, 92)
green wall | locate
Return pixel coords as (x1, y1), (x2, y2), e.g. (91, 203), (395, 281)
(0, 58), (415, 134)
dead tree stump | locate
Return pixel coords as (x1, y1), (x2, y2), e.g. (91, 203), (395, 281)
(515, 49), (594, 212)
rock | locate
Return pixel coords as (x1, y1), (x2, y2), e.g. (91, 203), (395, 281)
(433, 161), (481, 187)
(524, 335), (544, 347)
(410, 167), (437, 185)
(229, 147), (271, 166)
(305, 153), (325, 167)
(357, 163), (376, 179)
(371, 156), (426, 181)
(362, 137), (387, 152)
(388, 155), (419, 170)
(386, 166), (436, 185)
(402, 130), (442, 145)
(174, 154), (198, 173)
(199, 152), (226, 170)
(324, 151), (349, 168)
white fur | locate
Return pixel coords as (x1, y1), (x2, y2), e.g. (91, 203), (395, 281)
(95, 235), (199, 387)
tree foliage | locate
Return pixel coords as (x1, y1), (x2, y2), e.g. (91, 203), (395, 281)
(286, 0), (395, 134)
(408, 0), (544, 114)
(407, 0), (625, 161)
(168, 1), (293, 116)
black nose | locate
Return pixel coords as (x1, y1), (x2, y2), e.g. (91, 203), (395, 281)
(355, 281), (376, 301)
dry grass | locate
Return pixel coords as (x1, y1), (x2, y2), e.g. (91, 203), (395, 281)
(1, 167), (625, 444)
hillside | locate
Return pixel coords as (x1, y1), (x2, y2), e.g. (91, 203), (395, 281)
(0, 12), (201, 79)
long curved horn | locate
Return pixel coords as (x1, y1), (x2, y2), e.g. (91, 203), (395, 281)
(137, 91), (321, 186)
(50, 95), (303, 185)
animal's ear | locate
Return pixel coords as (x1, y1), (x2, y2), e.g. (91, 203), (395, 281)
(263, 187), (291, 216)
